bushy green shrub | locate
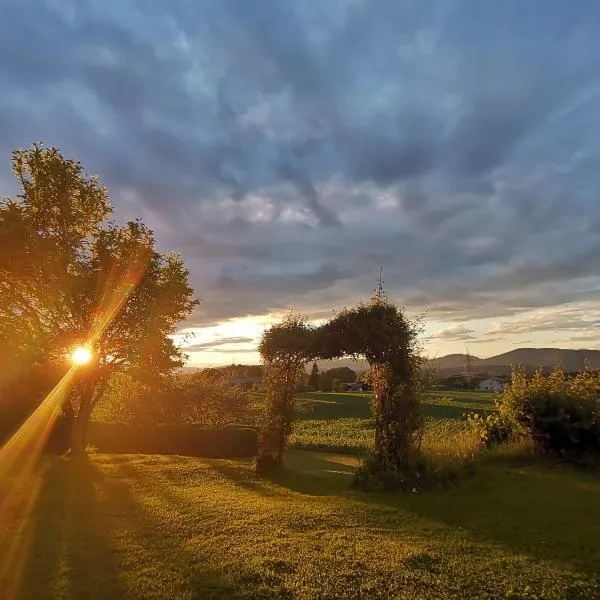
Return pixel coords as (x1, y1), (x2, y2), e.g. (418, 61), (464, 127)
(0, 410), (71, 455)
(498, 365), (600, 466)
(88, 423), (258, 458)
(99, 369), (251, 427)
(466, 411), (513, 447)
(352, 447), (476, 493)
(352, 453), (427, 492)
(0, 402), (31, 444)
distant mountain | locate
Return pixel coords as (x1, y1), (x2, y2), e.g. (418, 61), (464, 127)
(185, 348), (600, 377)
(483, 348), (600, 371)
(310, 357), (369, 373)
(430, 348), (600, 375)
(428, 353), (484, 370)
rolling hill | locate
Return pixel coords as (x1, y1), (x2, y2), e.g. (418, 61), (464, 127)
(315, 348), (600, 376)
(187, 348), (600, 377)
(430, 347), (600, 375)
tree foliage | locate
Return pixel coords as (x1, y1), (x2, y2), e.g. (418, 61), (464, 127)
(0, 144), (197, 453)
(318, 366), (356, 392)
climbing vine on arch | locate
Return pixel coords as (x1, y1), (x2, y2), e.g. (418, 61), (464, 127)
(256, 292), (425, 490)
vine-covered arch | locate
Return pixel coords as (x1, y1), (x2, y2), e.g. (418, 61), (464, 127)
(257, 294), (423, 487)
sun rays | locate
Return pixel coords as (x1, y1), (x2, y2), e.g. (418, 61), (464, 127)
(0, 248), (148, 598)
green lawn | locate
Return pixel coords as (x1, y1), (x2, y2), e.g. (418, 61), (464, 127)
(4, 389), (599, 599)
(2, 451), (599, 599)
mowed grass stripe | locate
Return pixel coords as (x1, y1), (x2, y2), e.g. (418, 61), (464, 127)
(3, 452), (599, 599)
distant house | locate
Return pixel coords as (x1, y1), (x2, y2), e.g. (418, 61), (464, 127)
(477, 378), (505, 392)
(229, 375), (262, 390)
(340, 382), (369, 392)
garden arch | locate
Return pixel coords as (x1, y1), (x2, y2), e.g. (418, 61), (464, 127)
(257, 294), (423, 485)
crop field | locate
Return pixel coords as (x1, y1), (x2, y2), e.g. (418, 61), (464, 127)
(288, 390), (496, 453)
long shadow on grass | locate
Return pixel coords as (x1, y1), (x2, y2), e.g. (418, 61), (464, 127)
(12, 459), (68, 600)
(96, 457), (250, 599)
(19, 457), (128, 600)
(206, 450), (359, 498)
(212, 451), (358, 497)
(252, 448), (600, 578)
(121, 451), (357, 499)
(362, 462), (600, 578)
(298, 392), (371, 420)
(127, 451), (358, 499)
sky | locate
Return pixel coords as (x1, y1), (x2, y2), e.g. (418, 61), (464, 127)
(1, 0), (600, 366)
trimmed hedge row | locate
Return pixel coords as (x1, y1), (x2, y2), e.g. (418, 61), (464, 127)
(0, 411), (71, 454)
(0, 410), (259, 458)
(87, 422), (258, 458)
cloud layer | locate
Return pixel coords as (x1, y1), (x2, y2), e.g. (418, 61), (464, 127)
(1, 0), (599, 349)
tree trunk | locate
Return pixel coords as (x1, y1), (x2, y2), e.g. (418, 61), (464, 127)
(69, 373), (108, 458)
(70, 397), (92, 458)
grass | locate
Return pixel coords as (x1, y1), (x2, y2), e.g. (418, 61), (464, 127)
(289, 417), (374, 453)
(4, 388), (599, 598)
(2, 451), (599, 599)
(286, 390), (496, 454)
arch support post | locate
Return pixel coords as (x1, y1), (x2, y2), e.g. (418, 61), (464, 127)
(255, 355), (305, 473)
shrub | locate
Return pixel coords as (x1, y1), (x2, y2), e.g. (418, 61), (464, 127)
(352, 452), (428, 492)
(0, 363), (69, 448)
(0, 402), (32, 444)
(466, 411), (513, 447)
(99, 370), (251, 427)
(499, 365), (600, 466)
(353, 425), (481, 493)
(0, 394), (72, 455)
(88, 423), (258, 458)
(353, 448), (476, 493)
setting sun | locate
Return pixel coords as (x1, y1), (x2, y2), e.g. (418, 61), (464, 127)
(71, 346), (92, 365)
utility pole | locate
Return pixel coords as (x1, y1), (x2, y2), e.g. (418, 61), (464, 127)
(374, 266), (386, 301)
(464, 345), (472, 392)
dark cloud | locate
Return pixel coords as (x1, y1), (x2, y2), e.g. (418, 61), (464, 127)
(184, 337), (254, 351)
(278, 163), (341, 227)
(1, 0), (600, 333)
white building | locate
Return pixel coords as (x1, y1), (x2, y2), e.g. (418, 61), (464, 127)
(477, 378), (505, 392)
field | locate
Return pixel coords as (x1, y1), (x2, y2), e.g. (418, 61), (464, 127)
(3, 389), (600, 599)
(288, 390), (496, 453)
(3, 451), (600, 600)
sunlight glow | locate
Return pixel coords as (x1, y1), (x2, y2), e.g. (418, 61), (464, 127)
(71, 346), (92, 365)
(0, 246), (150, 598)
(173, 314), (284, 366)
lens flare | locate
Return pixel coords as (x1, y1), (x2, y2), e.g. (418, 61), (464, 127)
(0, 245), (149, 598)
(71, 346), (92, 365)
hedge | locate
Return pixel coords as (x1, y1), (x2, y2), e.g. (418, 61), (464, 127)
(0, 411), (258, 458)
(88, 422), (258, 458)
(0, 409), (71, 455)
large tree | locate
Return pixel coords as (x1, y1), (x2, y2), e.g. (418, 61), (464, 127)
(318, 366), (356, 392)
(0, 144), (197, 454)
